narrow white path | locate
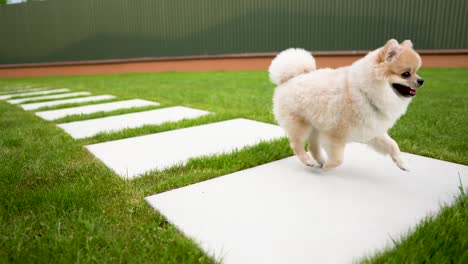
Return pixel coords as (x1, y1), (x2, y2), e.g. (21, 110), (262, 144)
(58, 106), (210, 139)
(8, 92), (91, 104)
(146, 143), (468, 264)
(0, 88), (69, 100)
(86, 119), (285, 179)
(0, 87), (46, 96)
(21, 95), (115, 110)
(36, 99), (159, 120)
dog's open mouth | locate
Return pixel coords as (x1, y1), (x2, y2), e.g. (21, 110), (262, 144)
(392, 83), (416, 97)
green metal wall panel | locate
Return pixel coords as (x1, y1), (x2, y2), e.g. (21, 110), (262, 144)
(0, 0), (467, 64)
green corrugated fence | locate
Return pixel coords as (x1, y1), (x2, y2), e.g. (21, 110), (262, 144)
(0, 0), (467, 65)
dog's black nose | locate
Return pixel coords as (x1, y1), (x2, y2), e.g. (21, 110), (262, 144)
(417, 78), (424, 86)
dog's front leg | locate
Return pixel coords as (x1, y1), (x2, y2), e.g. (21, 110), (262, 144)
(368, 133), (409, 171)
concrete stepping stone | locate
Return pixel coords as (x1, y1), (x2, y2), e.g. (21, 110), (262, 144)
(7, 92), (91, 104)
(0, 87), (46, 96)
(36, 99), (159, 121)
(86, 119), (285, 179)
(21, 95), (115, 110)
(146, 143), (468, 264)
(0, 88), (69, 100)
(58, 106), (210, 139)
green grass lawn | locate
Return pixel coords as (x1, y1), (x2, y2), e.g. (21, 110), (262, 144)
(0, 68), (467, 263)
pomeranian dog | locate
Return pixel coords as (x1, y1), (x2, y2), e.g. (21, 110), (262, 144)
(270, 39), (423, 171)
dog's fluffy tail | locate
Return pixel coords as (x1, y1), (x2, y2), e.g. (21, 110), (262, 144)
(268, 48), (316, 85)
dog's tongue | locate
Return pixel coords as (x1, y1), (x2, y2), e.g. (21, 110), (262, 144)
(402, 85), (416, 96)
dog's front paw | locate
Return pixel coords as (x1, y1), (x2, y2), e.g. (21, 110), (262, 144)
(393, 156), (410, 172)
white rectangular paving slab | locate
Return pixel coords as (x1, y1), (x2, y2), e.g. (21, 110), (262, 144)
(58, 106), (210, 139)
(0, 87), (46, 96)
(35, 99), (159, 120)
(7, 92), (91, 104)
(21, 95), (115, 110)
(0, 88), (69, 100)
(146, 143), (468, 264)
(86, 119), (285, 179)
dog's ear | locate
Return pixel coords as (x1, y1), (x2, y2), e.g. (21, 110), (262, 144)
(378, 39), (400, 63)
(401, 40), (413, 48)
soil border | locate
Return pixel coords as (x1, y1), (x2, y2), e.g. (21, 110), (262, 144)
(1, 50), (467, 78)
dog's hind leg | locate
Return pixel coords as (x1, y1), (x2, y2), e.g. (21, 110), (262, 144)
(308, 129), (325, 167)
(286, 119), (318, 167)
(322, 135), (346, 170)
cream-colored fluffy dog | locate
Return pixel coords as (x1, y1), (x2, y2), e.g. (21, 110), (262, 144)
(270, 39), (424, 171)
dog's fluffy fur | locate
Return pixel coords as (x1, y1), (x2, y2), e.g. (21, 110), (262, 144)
(270, 39), (423, 171)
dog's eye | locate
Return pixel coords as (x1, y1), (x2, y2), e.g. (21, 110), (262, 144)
(401, 72), (411, 78)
